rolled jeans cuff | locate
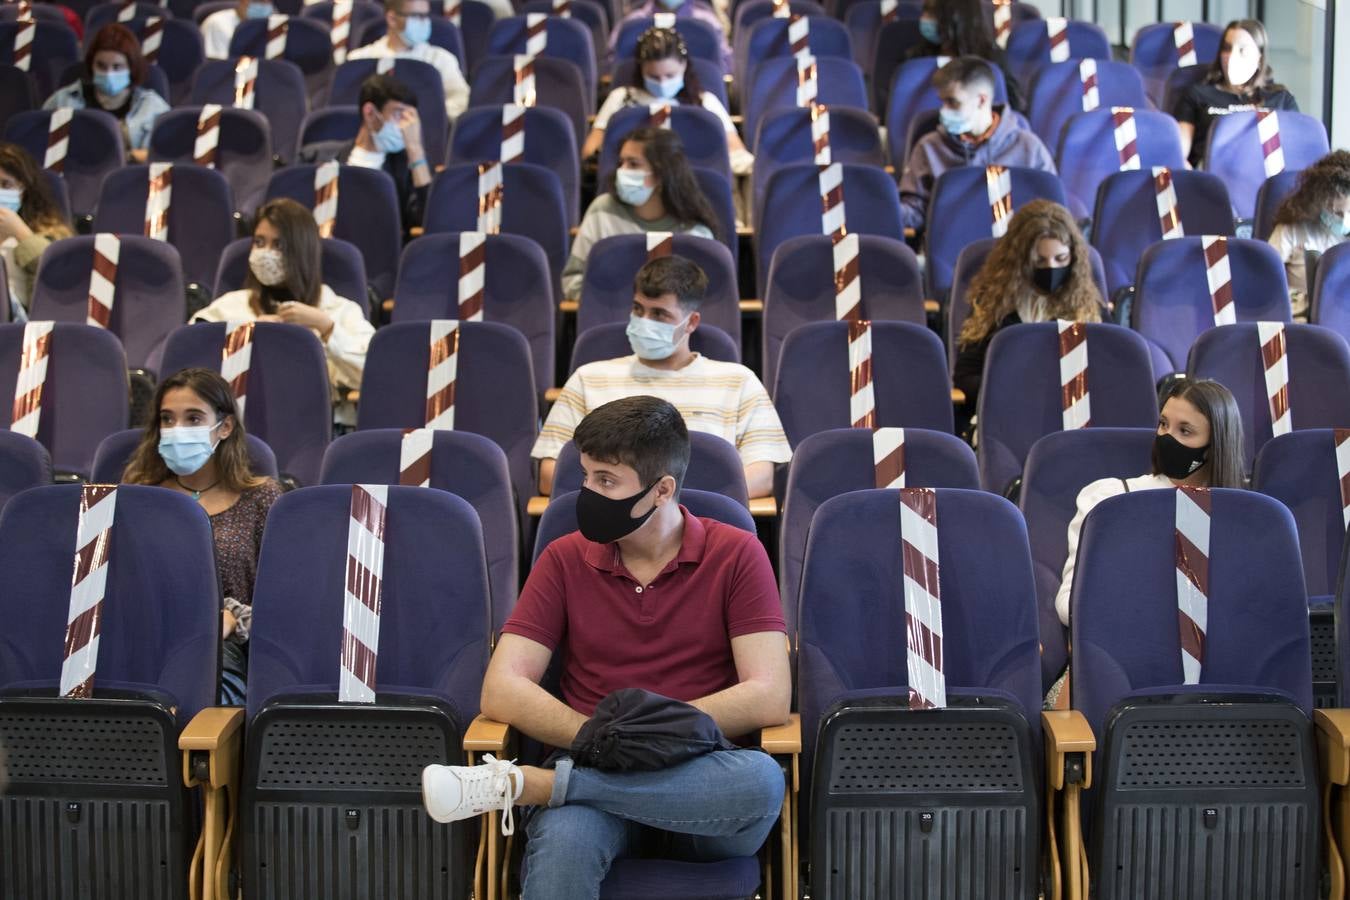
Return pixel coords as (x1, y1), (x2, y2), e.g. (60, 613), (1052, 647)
(548, 755), (574, 808)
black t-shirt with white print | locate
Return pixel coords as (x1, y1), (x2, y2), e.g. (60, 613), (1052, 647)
(1172, 81), (1299, 167)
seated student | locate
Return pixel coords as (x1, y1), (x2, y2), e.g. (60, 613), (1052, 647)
(1172, 18), (1297, 168)
(898, 56), (1055, 232)
(953, 200), (1101, 408)
(422, 396), (790, 898)
(1267, 150), (1350, 320)
(906, 0), (1024, 112)
(610, 0), (732, 76)
(537, 256), (789, 499)
(564, 126), (718, 300)
(0, 142), (72, 317)
(298, 74), (431, 233)
(122, 367), (285, 706)
(192, 198), (374, 424)
(584, 27), (751, 176)
(202, 0), (274, 60)
(348, 0), (469, 119)
(43, 24), (169, 163)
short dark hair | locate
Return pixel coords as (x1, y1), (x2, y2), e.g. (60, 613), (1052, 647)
(932, 55), (996, 95)
(1152, 378), (1246, 488)
(85, 23), (148, 86)
(573, 396), (690, 493)
(634, 255), (708, 312)
(359, 73), (417, 112)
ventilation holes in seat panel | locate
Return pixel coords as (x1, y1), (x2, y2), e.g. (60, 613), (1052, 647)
(827, 722), (1024, 792)
(1310, 617), (1336, 683)
(0, 712), (169, 785)
(1115, 719), (1307, 789)
(256, 719), (451, 790)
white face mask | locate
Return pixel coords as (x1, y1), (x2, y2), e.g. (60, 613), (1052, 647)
(249, 247), (287, 287)
(1225, 48), (1260, 87)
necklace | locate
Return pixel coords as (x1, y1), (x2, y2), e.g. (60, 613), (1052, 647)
(175, 476), (221, 502)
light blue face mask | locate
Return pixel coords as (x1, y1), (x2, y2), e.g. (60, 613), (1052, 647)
(246, 1), (273, 17)
(401, 15), (432, 45)
(373, 117), (406, 153)
(0, 187), (24, 213)
(92, 69), (131, 96)
(615, 168), (655, 206)
(1321, 209), (1350, 238)
(918, 16), (940, 44)
(939, 106), (972, 136)
(643, 74), (683, 100)
(158, 424), (221, 477)
(626, 312), (689, 360)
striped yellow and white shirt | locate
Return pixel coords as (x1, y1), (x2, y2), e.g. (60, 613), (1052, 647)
(532, 354), (792, 467)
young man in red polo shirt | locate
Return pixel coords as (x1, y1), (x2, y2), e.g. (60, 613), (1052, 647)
(422, 396), (791, 897)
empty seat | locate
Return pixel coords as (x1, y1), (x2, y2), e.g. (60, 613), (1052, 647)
(148, 106), (273, 216)
(468, 55), (590, 150)
(751, 105), (883, 214)
(450, 104), (579, 226)
(1129, 20), (1223, 104)
(1204, 109), (1330, 220)
(487, 15), (596, 107)
(0, 20), (78, 97)
(1055, 107), (1186, 218)
(227, 14), (334, 102)
(1253, 168), (1302, 242)
(1004, 17), (1110, 85)
(0, 429), (50, 512)
(1313, 242), (1350, 336)
(190, 57), (308, 163)
(738, 15), (851, 105)
(1026, 58), (1149, 152)
(742, 55), (865, 154)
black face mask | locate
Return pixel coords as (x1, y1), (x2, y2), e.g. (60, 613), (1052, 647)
(1155, 433), (1209, 479)
(575, 480), (660, 544)
(1032, 265), (1070, 295)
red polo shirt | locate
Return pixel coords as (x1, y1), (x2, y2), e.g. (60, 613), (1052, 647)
(502, 506), (786, 715)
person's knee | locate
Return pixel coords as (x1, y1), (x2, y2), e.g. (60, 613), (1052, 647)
(722, 750), (786, 819)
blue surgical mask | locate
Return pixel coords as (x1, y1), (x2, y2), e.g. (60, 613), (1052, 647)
(373, 117), (405, 153)
(401, 15), (432, 46)
(0, 187), (23, 213)
(939, 106), (972, 136)
(1321, 209), (1350, 238)
(643, 74), (683, 100)
(918, 16), (940, 44)
(615, 168), (655, 206)
(92, 69), (131, 96)
(158, 424), (221, 476)
(626, 312), (689, 360)
(246, 1), (272, 17)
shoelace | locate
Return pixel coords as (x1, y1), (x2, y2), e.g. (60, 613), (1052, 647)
(476, 753), (519, 836)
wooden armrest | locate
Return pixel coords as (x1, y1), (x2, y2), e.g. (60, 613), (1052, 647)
(760, 713), (800, 755)
(903, 227), (915, 239)
(179, 707), (244, 752)
(748, 497), (777, 517)
(1042, 709), (1094, 791)
(730, 114), (743, 125)
(345, 389), (361, 404)
(738, 299), (763, 313)
(951, 388), (966, 405)
(735, 225), (753, 237)
(1317, 709), (1350, 785)
(559, 299), (579, 313)
(464, 715), (510, 753)
(923, 299), (939, 314)
(527, 495), (549, 516)
(543, 387), (562, 403)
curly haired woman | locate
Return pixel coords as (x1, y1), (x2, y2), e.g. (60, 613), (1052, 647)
(1268, 150), (1350, 320)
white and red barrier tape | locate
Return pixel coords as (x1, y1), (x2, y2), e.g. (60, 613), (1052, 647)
(477, 160), (502, 234)
(265, 13), (288, 59)
(1173, 21), (1197, 67)
(1202, 235), (1234, 325)
(873, 427), (905, 489)
(194, 103), (222, 168)
(426, 319), (459, 429)
(1335, 429), (1350, 530)
(330, 0), (351, 63)
(338, 483), (388, 704)
(993, 0), (1012, 49)
(1256, 109), (1285, 179)
(1257, 321), (1291, 437)
(788, 13), (809, 58)
(848, 319), (874, 429)
(145, 162), (171, 241)
(233, 55), (257, 109)
(59, 484), (118, 699)
(86, 234), (119, 329)
(1153, 166), (1183, 239)
(314, 159), (339, 238)
(10, 319), (52, 439)
(12, 18), (33, 72)
(1058, 319), (1090, 430)
(458, 231), (485, 321)
(141, 16), (163, 63)
(221, 320), (255, 422)
(501, 103), (526, 161)
(1046, 16), (1070, 63)
(1175, 485), (1210, 685)
(1078, 58), (1099, 111)
(986, 164), (1012, 237)
(512, 53), (535, 108)
(399, 427), (434, 486)
(795, 53), (817, 107)
(1111, 106), (1141, 170)
(44, 107), (71, 172)
(900, 487), (945, 709)
(525, 11), (547, 56)
(646, 231), (673, 258)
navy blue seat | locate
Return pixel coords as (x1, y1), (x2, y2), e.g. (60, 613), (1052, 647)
(0, 429), (50, 512)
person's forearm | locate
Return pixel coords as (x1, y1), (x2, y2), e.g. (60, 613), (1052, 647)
(743, 461), (773, 499)
(689, 678), (790, 738)
(539, 457), (556, 495)
(482, 673), (588, 749)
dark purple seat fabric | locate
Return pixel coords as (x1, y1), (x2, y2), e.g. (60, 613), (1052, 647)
(0, 64), (36, 138)
(191, 57), (308, 163)
(4, 108), (124, 219)
(227, 15), (334, 103)
(742, 54), (864, 160)
(1055, 107), (1186, 218)
(451, 103), (579, 226)
(469, 55), (589, 153)
(1026, 59), (1149, 152)
(487, 15), (596, 107)
(1312, 242), (1350, 336)
(1253, 168), (1301, 242)
(1128, 20), (1223, 105)
(0, 429), (50, 512)
(751, 105), (882, 214)
(148, 106), (273, 216)
(0, 20), (79, 98)
(1004, 17), (1110, 85)
(1204, 110), (1329, 220)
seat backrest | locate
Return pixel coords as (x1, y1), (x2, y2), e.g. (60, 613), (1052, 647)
(214, 236), (371, 319)
(1089, 168), (1234, 299)
(1159, 61), (1206, 115)
(751, 105), (883, 213)
(924, 165), (1067, 302)
(328, 58), (448, 169)
(534, 487), (754, 563)
(93, 427), (278, 484)
(227, 15), (334, 79)
(578, 232), (738, 343)
(1026, 59), (1149, 152)
(443, 0), (498, 75)
(732, 0), (824, 42)
(610, 58), (728, 111)
(598, 103), (729, 187)
(1204, 110), (1330, 220)
(568, 321), (739, 371)
(691, 165), (738, 268)
(245, 485), (490, 725)
(299, 105), (360, 147)
(1186, 322), (1350, 470)
(1004, 17), (1110, 84)
(300, 0), (385, 49)
(92, 163), (236, 293)
(355, 320), (538, 521)
(743, 55), (865, 154)
(486, 15), (595, 105)
(1133, 236), (1291, 373)
(1018, 427), (1156, 685)
(1252, 168), (1302, 242)
(0, 322), (128, 478)
(739, 15), (851, 101)
(0, 64), (36, 137)
(1128, 20), (1223, 102)
(150, 19), (207, 105)
(551, 431), (748, 506)
(1251, 429), (1349, 600)
(841, 0), (920, 76)
(0, 430), (50, 513)
(978, 322), (1159, 495)
(4, 108), (124, 219)
(391, 231), (554, 395)
(319, 429), (518, 632)
(756, 161), (902, 300)
(0, 3), (72, 25)
(870, 18), (923, 113)
(1312, 242), (1350, 334)
(762, 234), (924, 391)
(160, 321), (331, 485)
(264, 163), (402, 301)
(885, 55), (1008, 170)
(773, 320), (953, 447)
(190, 57), (309, 163)
(1070, 488), (1312, 736)
(520, 0), (607, 70)
(450, 104), (579, 226)
(148, 107), (273, 216)
(0, 21), (79, 97)
(30, 235), (185, 372)
(1054, 107), (1186, 217)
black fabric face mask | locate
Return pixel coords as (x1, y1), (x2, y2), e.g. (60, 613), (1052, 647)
(1032, 265), (1070, 295)
(1155, 433), (1209, 479)
(575, 480), (660, 544)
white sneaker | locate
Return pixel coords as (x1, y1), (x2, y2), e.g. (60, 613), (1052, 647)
(422, 754), (524, 835)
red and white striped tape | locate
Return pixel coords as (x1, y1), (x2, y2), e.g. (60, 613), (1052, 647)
(819, 160), (845, 239)
(194, 103), (222, 168)
(986, 164), (1012, 237)
(1173, 21), (1197, 67)
(12, 19), (33, 71)
(399, 427), (433, 486)
(117, 0), (135, 21)
(144, 162), (172, 241)
(847, 319), (874, 429)
(14, 0), (32, 22)
(1111, 106), (1141, 171)
(652, 11), (674, 28)
(501, 103), (526, 162)
(314, 159), (339, 238)
(992, 0), (1012, 49)
(44, 107), (71, 172)
(426, 319), (459, 429)
(1153, 166), (1184, 239)
(1175, 486), (1210, 685)
(221, 320), (255, 422)
(551, 0), (571, 16)
(810, 101), (830, 165)
(376, 55), (394, 74)
(788, 13), (810, 58)
(477, 161), (502, 234)
(59, 484), (118, 699)
(330, 0), (351, 63)
(1257, 321), (1291, 437)
(1046, 17), (1070, 63)
(900, 487), (945, 709)
(10, 319), (52, 439)
(819, 161), (861, 322)
(525, 12), (547, 56)
(795, 53), (817, 107)
(233, 55), (257, 109)
(512, 53), (535, 107)
(339, 483), (388, 704)
(444, 0), (460, 27)
(86, 234), (119, 329)
(646, 102), (672, 129)
(1202, 235), (1235, 326)
(265, 13), (288, 59)
(458, 231), (486, 322)
(1078, 58), (1099, 112)
(772, 0), (789, 17)
(1256, 109), (1285, 179)
(1335, 429), (1350, 530)
(1058, 319), (1090, 430)
(141, 16), (163, 63)
(646, 230), (673, 258)
(873, 427), (905, 489)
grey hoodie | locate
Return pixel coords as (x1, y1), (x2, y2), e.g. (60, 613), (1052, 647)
(898, 106), (1057, 231)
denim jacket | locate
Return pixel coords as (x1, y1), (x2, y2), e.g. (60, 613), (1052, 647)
(42, 82), (169, 152)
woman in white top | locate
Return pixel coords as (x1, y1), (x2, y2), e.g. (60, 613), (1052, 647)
(193, 198), (374, 420)
(582, 26), (752, 176)
(1054, 378), (1247, 628)
(1267, 150), (1350, 321)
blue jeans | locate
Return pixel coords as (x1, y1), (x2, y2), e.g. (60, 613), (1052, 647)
(520, 748), (785, 900)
